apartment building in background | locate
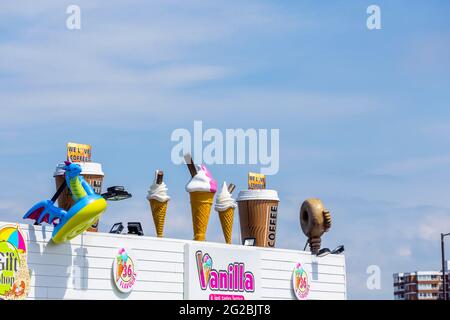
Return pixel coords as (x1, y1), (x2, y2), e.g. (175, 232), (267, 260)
(394, 262), (450, 300)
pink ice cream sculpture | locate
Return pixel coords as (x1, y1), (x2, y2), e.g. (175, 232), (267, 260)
(185, 161), (217, 241)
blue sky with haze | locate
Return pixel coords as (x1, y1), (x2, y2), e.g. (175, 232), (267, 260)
(1, 1), (450, 299)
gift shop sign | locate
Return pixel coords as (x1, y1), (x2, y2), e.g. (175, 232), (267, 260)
(112, 248), (137, 293)
(0, 224), (31, 300)
(185, 243), (261, 300)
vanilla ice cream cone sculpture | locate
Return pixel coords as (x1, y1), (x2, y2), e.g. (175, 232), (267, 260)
(147, 170), (170, 237)
(185, 154), (217, 241)
(215, 182), (237, 244)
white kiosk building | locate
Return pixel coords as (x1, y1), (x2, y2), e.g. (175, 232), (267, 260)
(0, 222), (347, 300)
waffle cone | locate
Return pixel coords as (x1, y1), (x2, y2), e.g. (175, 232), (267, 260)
(189, 192), (214, 241)
(219, 207), (234, 244)
(150, 199), (169, 237)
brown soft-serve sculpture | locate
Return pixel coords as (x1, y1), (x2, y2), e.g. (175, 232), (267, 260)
(300, 199), (332, 254)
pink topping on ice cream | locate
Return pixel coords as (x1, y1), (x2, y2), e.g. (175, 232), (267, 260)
(201, 164), (217, 193)
(185, 164), (217, 193)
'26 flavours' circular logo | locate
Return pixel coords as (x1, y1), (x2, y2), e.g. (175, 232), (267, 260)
(293, 262), (310, 300)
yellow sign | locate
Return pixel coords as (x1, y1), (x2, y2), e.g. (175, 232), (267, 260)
(248, 172), (266, 189)
(67, 142), (92, 162)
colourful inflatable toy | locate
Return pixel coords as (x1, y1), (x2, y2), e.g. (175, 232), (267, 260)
(23, 161), (107, 243)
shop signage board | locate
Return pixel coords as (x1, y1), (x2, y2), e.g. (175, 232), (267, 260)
(184, 242), (261, 300)
(0, 224), (30, 300)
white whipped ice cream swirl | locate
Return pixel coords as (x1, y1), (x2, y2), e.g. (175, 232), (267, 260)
(214, 182), (237, 212)
(147, 180), (170, 202)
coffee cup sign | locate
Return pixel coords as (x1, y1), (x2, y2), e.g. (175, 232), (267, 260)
(248, 172), (266, 190)
(237, 175), (280, 248)
(67, 142), (92, 163)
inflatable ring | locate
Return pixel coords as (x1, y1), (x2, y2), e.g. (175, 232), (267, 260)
(52, 195), (107, 243)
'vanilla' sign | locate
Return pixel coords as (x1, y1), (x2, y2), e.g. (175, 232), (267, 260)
(196, 251), (255, 294)
(186, 243), (260, 300)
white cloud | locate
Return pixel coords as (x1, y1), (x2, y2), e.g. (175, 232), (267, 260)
(372, 154), (450, 176)
(402, 34), (450, 73)
(0, 1), (378, 129)
(397, 246), (412, 257)
(146, 65), (230, 87)
(0, 1), (295, 128)
(421, 121), (450, 142)
(419, 214), (450, 241)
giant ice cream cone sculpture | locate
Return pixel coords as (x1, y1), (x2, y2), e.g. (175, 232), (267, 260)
(189, 192), (214, 241)
(185, 154), (217, 241)
(147, 170), (170, 238)
(214, 182), (237, 244)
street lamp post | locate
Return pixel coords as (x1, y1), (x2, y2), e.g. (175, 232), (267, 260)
(441, 233), (450, 300)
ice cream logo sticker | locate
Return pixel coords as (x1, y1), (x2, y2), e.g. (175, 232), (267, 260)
(292, 262), (310, 300)
(113, 248), (137, 293)
(0, 225), (30, 300)
(195, 251), (255, 299)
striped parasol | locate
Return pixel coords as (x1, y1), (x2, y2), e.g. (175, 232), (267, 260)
(0, 225), (27, 254)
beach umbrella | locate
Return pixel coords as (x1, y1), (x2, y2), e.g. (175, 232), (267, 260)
(0, 226), (26, 253)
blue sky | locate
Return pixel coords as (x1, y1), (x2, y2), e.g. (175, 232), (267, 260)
(1, 1), (450, 299)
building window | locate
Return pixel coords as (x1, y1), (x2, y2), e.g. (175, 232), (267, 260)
(419, 284), (432, 290)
